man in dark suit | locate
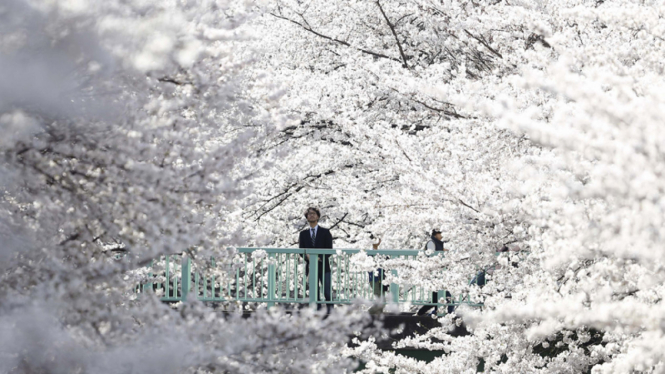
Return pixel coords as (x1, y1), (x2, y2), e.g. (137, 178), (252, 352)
(299, 207), (333, 313)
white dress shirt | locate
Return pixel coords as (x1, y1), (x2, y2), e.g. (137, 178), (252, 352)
(309, 225), (319, 240)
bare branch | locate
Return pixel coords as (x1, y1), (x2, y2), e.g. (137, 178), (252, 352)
(458, 199), (480, 213)
(376, 0), (410, 69)
(328, 212), (349, 230)
(270, 12), (401, 63)
(387, 87), (466, 119)
(464, 29), (503, 59)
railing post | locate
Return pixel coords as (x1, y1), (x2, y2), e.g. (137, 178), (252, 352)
(165, 255), (170, 299)
(142, 260), (153, 294)
(148, 261), (154, 293)
(181, 256), (191, 302)
(437, 251), (447, 315)
(267, 253), (276, 308)
(309, 252), (318, 308)
(390, 269), (399, 304)
(437, 290), (445, 316)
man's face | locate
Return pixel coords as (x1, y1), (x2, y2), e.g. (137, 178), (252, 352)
(306, 210), (319, 223)
(434, 233), (443, 241)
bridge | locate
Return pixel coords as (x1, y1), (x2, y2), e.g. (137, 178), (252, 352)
(134, 248), (486, 314)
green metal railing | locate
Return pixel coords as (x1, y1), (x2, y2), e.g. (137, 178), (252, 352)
(134, 248), (486, 313)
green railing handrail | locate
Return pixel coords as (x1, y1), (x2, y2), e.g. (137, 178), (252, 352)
(135, 247), (496, 314)
(236, 248), (424, 256)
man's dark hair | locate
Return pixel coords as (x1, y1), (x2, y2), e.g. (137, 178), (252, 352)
(431, 229), (442, 236)
(304, 207), (321, 219)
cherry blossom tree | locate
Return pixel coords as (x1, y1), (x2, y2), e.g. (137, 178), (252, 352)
(244, 0), (665, 372)
(3, 0), (664, 372)
(1, 1), (369, 373)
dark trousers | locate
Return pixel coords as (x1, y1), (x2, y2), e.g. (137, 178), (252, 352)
(417, 290), (454, 315)
(305, 265), (332, 313)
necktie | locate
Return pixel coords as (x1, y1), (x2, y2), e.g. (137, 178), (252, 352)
(310, 228), (316, 244)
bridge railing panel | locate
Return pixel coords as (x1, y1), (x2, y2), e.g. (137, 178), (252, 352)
(133, 248), (490, 312)
(134, 255), (185, 302)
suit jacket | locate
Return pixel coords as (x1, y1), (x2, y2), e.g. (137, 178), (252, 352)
(299, 226), (333, 273)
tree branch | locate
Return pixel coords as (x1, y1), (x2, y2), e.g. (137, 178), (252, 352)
(458, 198), (480, 213)
(270, 12), (401, 63)
(387, 87), (466, 119)
(328, 212), (349, 230)
(157, 77), (192, 86)
(464, 29), (503, 59)
(376, 0), (410, 68)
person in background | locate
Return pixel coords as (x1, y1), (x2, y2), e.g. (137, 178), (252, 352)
(368, 237), (385, 314)
(298, 207), (334, 314)
(424, 229), (447, 252)
(417, 229), (453, 316)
